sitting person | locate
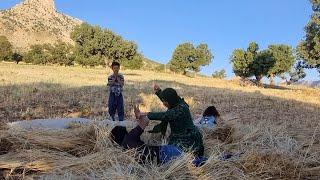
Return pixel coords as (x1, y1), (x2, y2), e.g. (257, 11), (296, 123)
(110, 116), (207, 166)
(110, 116), (160, 164)
(196, 106), (220, 128)
(134, 84), (205, 158)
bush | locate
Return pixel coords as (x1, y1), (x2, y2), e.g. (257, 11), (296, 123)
(212, 69), (227, 79)
(0, 36), (13, 61)
(25, 44), (52, 65)
(50, 41), (74, 66)
(121, 54), (143, 70)
(155, 64), (166, 73)
(11, 52), (23, 64)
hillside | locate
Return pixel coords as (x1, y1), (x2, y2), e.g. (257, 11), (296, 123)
(294, 80), (320, 88)
(0, 0), (82, 51)
(0, 0), (163, 69)
(142, 57), (164, 70)
(0, 63), (319, 179)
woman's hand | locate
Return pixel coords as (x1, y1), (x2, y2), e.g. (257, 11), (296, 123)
(134, 104), (141, 119)
(137, 115), (149, 129)
(134, 104), (149, 129)
(134, 104), (148, 119)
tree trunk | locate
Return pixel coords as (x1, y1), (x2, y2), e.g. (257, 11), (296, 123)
(255, 75), (263, 86)
(269, 74), (275, 86)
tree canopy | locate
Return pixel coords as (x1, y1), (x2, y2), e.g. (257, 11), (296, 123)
(169, 42), (213, 74)
(267, 44), (295, 85)
(231, 42), (295, 85)
(0, 36), (13, 61)
(297, 0), (320, 73)
(71, 23), (139, 68)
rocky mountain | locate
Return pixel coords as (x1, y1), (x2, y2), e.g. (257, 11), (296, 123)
(0, 0), (82, 51)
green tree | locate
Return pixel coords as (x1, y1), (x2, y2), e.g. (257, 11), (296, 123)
(230, 49), (252, 78)
(50, 41), (74, 66)
(231, 42), (261, 80)
(71, 23), (138, 68)
(247, 42), (259, 55)
(25, 44), (52, 64)
(246, 42), (268, 83)
(71, 23), (104, 66)
(297, 0), (320, 73)
(251, 50), (274, 83)
(170, 43), (195, 74)
(267, 45), (295, 85)
(0, 36), (13, 61)
(169, 42), (213, 74)
(121, 53), (143, 69)
(192, 44), (213, 72)
(11, 52), (23, 64)
(212, 69), (227, 79)
(231, 42), (294, 85)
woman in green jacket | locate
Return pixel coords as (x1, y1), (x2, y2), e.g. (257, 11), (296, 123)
(135, 84), (204, 157)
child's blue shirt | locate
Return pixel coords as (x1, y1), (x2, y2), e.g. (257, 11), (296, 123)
(198, 116), (217, 128)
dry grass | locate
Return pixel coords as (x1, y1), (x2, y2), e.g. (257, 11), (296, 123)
(0, 62), (320, 179)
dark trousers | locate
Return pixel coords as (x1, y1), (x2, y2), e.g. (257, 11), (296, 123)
(108, 92), (124, 121)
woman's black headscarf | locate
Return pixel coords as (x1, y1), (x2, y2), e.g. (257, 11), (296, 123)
(160, 88), (182, 108)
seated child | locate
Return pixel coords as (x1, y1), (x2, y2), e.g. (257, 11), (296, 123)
(196, 106), (220, 128)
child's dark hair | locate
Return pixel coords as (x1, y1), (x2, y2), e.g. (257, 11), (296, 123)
(111, 61), (120, 67)
(110, 126), (127, 145)
(203, 106), (220, 117)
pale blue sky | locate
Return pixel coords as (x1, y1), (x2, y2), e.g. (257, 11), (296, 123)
(1, 0), (319, 80)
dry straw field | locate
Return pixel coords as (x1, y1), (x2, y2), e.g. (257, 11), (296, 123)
(0, 62), (320, 179)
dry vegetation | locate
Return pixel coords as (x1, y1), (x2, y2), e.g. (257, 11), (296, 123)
(0, 62), (320, 179)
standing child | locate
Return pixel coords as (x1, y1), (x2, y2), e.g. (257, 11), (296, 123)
(107, 61), (125, 121)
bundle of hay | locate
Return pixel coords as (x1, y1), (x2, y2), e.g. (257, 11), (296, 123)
(0, 124), (98, 179)
(2, 125), (96, 156)
(0, 118), (319, 179)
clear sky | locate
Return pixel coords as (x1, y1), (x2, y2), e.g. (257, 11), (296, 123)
(1, 0), (319, 80)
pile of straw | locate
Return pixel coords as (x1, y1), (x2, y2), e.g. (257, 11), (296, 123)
(0, 119), (319, 179)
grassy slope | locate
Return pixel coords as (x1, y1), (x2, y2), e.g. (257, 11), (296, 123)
(0, 62), (320, 179)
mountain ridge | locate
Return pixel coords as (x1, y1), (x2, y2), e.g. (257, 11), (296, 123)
(0, 0), (82, 51)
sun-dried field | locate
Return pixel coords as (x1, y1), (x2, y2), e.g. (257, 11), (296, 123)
(0, 62), (319, 179)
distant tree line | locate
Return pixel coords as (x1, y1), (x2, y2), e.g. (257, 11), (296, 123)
(0, 23), (143, 69)
(229, 0), (320, 85)
(230, 42), (297, 85)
